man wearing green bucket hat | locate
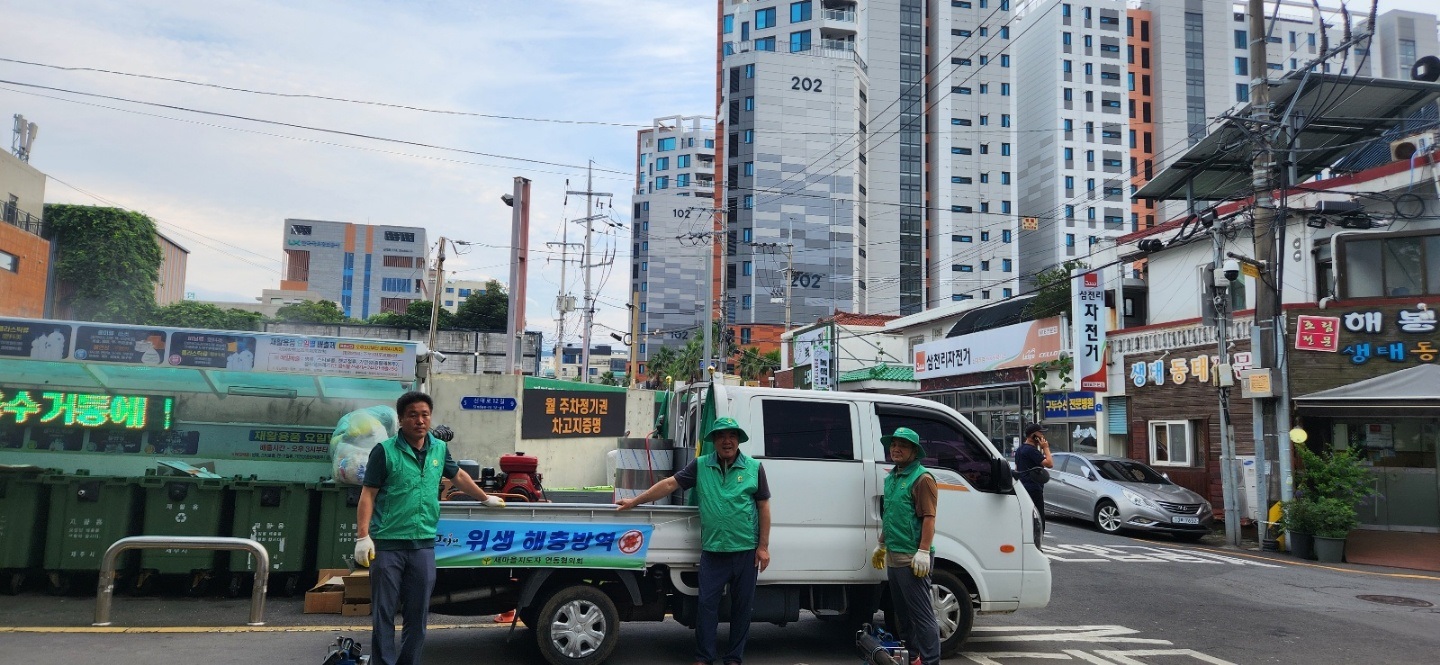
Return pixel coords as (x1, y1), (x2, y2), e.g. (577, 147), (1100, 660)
(872, 426), (940, 665)
(617, 416), (771, 665)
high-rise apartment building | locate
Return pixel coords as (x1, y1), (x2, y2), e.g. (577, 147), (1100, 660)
(631, 115), (716, 379)
(280, 219), (428, 319)
(1356, 10), (1440, 80)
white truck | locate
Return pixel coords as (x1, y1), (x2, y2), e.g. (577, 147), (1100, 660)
(429, 383), (1050, 665)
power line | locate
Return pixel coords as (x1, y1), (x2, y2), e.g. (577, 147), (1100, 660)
(0, 56), (653, 128)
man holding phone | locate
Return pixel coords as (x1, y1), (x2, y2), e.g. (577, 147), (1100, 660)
(1016, 423), (1055, 533)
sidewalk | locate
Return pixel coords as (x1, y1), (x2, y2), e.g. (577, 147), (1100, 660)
(1343, 529), (1440, 572)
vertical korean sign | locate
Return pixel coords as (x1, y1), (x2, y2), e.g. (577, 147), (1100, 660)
(1072, 268), (1108, 391)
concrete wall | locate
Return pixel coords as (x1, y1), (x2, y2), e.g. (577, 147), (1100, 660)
(429, 374), (659, 489)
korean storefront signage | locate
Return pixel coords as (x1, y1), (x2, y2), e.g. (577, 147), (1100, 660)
(1043, 391), (1099, 419)
(1291, 305), (1438, 365)
(520, 389), (627, 439)
(1129, 352), (1253, 388)
(793, 325), (834, 391)
(0, 317), (419, 381)
(914, 317), (1063, 380)
(1071, 269), (1108, 391)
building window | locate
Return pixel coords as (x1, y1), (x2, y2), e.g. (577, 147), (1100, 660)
(724, 14), (734, 34)
(1003, 287), (1013, 297)
(756, 7), (776, 29)
(743, 129), (754, 143)
(1001, 142), (1011, 156)
(955, 86), (972, 95)
(1233, 29), (1246, 49)
(677, 173), (690, 187)
(981, 261), (990, 271)
(952, 205), (973, 213)
(790, 0), (812, 22)
(744, 162), (754, 176)
(0, 249), (17, 273)
(743, 195), (754, 209)
(381, 277), (415, 293)
(657, 137), (675, 151)
(755, 36), (776, 51)
(655, 176), (669, 189)
(981, 231), (990, 241)
(1236, 83), (1249, 102)
(957, 264), (974, 272)
(1000, 54), (1010, 67)
(1065, 234), (1076, 247)
(383, 231), (415, 242)
(1149, 421), (1193, 466)
(654, 156), (669, 171)
(1001, 201), (1012, 214)
(1000, 83), (1011, 96)
(789, 30), (811, 52)
(1002, 230), (1012, 243)
(744, 96), (754, 111)
(956, 234), (973, 243)
(952, 176), (973, 184)
(1000, 172), (1011, 184)
(1001, 114), (1011, 127)
(640, 261), (648, 272)
(952, 118), (971, 126)
(290, 224), (312, 235)
(1002, 259), (1013, 271)
(1340, 232), (1440, 298)
(742, 261), (753, 276)
(742, 294), (753, 309)
(952, 147), (972, 155)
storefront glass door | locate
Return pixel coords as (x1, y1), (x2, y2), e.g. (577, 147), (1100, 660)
(1340, 419), (1440, 531)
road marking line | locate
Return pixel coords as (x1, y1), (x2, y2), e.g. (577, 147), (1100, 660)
(1163, 545), (1440, 581)
(0, 623), (505, 634)
(968, 625), (1172, 645)
(1094, 648), (1236, 665)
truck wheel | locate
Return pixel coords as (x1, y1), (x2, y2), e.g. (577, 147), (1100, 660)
(534, 585), (619, 665)
(932, 569), (976, 657)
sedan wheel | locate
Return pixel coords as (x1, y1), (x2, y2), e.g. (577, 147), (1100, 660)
(1094, 500), (1124, 534)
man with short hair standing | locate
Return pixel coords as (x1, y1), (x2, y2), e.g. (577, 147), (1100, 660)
(617, 416), (771, 665)
(354, 391), (504, 665)
(1016, 423), (1055, 533)
(872, 426), (940, 665)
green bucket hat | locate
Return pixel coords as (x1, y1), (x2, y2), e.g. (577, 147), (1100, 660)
(704, 416), (750, 443)
(881, 426), (925, 458)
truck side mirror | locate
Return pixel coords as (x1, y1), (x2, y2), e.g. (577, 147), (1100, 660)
(992, 458), (1014, 493)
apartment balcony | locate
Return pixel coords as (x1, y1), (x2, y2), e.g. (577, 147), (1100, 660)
(1, 202), (46, 238)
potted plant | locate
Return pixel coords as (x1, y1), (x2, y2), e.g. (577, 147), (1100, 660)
(1310, 497), (1360, 563)
(1290, 444), (1374, 563)
(1277, 498), (1317, 560)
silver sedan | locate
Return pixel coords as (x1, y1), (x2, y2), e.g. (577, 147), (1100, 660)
(1044, 453), (1214, 541)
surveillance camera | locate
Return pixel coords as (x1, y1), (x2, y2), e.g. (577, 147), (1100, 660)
(1218, 259), (1241, 285)
(430, 350), (448, 364)
(501, 193), (515, 207)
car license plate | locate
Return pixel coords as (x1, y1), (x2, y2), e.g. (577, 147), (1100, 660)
(1173, 516), (1200, 525)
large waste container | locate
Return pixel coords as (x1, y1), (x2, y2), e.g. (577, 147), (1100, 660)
(136, 473), (230, 593)
(42, 472), (141, 594)
(314, 482), (363, 570)
(227, 478), (314, 596)
(0, 467), (51, 594)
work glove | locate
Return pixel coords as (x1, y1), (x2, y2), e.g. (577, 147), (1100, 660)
(911, 550), (932, 578)
(353, 536), (375, 568)
(482, 495), (506, 508)
(871, 546), (887, 570)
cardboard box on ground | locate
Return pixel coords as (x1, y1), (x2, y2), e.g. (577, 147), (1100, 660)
(342, 570), (371, 616)
(305, 569), (348, 614)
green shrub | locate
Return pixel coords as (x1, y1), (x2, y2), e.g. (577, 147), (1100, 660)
(1308, 496), (1360, 538)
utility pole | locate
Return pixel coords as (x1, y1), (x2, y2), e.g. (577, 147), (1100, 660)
(504, 177), (531, 376)
(546, 233), (582, 377)
(426, 237), (448, 388)
(566, 161), (611, 383)
(1248, 0), (1277, 539)
(1212, 224), (1242, 548)
(750, 240), (794, 333)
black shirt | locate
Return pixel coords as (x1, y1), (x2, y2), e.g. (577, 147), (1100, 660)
(1015, 443), (1046, 492)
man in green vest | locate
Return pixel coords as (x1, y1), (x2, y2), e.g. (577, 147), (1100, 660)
(355, 391), (504, 665)
(617, 416), (771, 665)
(871, 426), (940, 665)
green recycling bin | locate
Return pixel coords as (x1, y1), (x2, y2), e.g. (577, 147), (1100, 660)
(314, 482), (364, 570)
(136, 474), (230, 576)
(227, 478), (314, 596)
(0, 468), (51, 594)
(42, 472), (141, 593)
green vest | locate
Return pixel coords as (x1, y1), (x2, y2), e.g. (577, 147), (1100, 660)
(696, 452), (761, 553)
(883, 461), (932, 555)
(369, 434), (446, 542)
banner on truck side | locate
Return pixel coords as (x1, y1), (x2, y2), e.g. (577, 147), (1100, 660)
(434, 519), (654, 569)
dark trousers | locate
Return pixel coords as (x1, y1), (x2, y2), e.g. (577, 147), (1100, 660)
(370, 548), (437, 665)
(696, 549), (759, 664)
(1025, 484), (1046, 532)
(887, 565), (941, 665)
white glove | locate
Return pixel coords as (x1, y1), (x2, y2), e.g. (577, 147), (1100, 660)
(354, 536), (375, 568)
(871, 546), (887, 570)
(911, 550), (932, 578)
(482, 495), (506, 508)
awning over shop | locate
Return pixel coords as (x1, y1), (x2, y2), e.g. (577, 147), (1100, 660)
(838, 363), (918, 393)
(1293, 364), (1440, 410)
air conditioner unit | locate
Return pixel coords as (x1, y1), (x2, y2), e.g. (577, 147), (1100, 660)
(1390, 131), (1436, 162)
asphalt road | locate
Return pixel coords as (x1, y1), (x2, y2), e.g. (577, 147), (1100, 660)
(3, 519), (1438, 664)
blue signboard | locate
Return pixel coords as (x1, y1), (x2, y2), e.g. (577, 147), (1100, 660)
(434, 519), (653, 569)
(1043, 391), (1100, 419)
(460, 396), (517, 411)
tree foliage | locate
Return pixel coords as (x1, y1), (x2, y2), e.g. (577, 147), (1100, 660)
(454, 280), (508, 330)
(147, 300), (262, 331)
(46, 204), (163, 323)
(1023, 260), (1090, 320)
(273, 299), (349, 324)
(736, 347), (780, 382)
(368, 300), (454, 330)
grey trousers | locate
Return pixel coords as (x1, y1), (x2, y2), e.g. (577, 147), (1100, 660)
(370, 548), (437, 665)
(887, 565), (941, 665)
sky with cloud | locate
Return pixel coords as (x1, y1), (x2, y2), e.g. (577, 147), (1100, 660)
(2, 0), (714, 346)
(2, 0), (1434, 348)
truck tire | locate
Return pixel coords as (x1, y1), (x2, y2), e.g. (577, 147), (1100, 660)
(884, 569), (975, 658)
(534, 585), (619, 665)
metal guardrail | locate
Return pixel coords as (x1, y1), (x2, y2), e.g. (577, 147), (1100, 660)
(94, 536), (270, 627)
